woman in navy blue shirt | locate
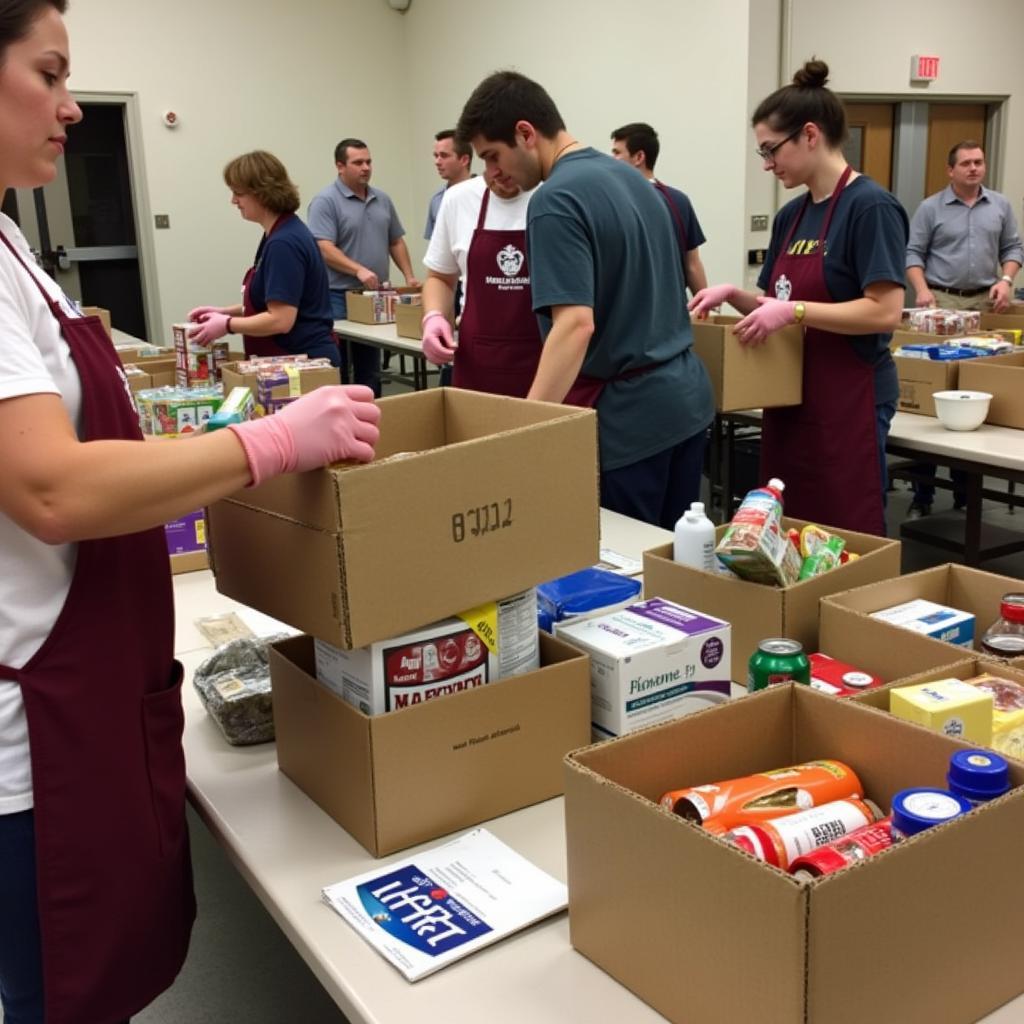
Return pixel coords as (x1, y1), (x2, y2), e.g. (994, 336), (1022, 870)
(189, 150), (339, 368)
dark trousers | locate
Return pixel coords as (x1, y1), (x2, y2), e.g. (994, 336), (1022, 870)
(912, 467), (968, 508)
(600, 428), (709, 530)
(0, 810), (131, 1024)
(330, 291), (381, 397)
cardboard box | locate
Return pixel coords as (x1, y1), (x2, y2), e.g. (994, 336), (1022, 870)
(642, 517), (901, 685)
(165, 508), (208, 574)
(123, 358), (176, 393)
(219, 359), (339, 416)
(821, 563), (1024, 665)
(563, 684), (1024, 1024)
(980, 311), (1024, 335)
(958, 350), (1024, 428)
(892, 352), (959, 416)
(81, 305), (111, 338)
(690, 315), (803, 412)
(271, 631), (591, 856)
(206, 388), (599, 649)
(346, 287), (420, 325)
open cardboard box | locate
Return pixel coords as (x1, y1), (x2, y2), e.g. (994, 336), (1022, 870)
(220, 359), (339, 413)
(346, 286), (420, 325)
(564, 684), (1024, 1024)
(892, 352), (959, 416)
(206, 388), (599, 649)
(820, 563), (1024, 669)
(81, 305), (111, 338)
(642, 517), (900, 685)
(958, 349), (1024, 428)
(271, 631), (591, 856)
(124, 357), (176, 393)
(690, 314), (803, 412)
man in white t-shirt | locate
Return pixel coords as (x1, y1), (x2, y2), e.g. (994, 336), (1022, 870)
(420, 170), (542, 397)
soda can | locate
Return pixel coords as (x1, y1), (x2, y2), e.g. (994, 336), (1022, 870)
(747, 638), (810, 692)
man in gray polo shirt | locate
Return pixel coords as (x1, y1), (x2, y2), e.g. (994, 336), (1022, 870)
(905, 139), (1023, 516)
(308, 138), (420, 395)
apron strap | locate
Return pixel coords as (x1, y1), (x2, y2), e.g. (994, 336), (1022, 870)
(0, 230), (67, 319)
(475, 188), (491, 230)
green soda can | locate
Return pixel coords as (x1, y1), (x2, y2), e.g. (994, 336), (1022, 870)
(747, 639), (811, 692)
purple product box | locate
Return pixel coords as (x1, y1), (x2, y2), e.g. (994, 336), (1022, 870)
(165, 509), (206, 556)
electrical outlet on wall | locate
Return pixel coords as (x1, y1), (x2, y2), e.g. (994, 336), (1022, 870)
(155, 214), (170, 229)
(750, 215), (769, 231)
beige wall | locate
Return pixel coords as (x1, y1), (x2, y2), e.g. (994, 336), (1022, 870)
(59, 0), (1023, 338)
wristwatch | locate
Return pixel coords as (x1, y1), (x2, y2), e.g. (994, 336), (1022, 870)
(1000, 275), (1014, 286)
(793, 301), (806, 323)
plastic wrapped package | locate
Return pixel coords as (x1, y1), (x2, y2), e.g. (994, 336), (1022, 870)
(192, 633), (292, 745)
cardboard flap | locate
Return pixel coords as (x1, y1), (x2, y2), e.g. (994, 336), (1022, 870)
(823, 564), (951, 614)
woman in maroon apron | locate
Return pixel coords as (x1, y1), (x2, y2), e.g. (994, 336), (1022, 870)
(421, 174), (542, 397)
(0, 11), (379, 1020)
(188, 151), (339, 369)
(689, 60), (908, 536)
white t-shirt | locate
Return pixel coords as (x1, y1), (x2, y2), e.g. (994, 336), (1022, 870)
(423, 175), (537, 317)
(0, 212), (83, 813)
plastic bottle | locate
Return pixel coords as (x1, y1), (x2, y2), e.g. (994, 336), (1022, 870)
(673, 501), (717, 572)
(890, 788), (971, 842)
(946, 749), (1011, 806)
(979, 593), (1024, 660)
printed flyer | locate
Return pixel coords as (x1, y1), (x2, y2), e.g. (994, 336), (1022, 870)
(321, 828), (567, 981)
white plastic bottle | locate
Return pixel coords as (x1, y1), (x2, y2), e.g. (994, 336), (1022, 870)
(673, 501), (717, 571)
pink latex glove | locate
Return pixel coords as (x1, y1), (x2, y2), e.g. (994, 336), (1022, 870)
(733, 296), (797, 346)
(228, 385), (380, 486)
(188, 305), (223, 322)
(421, 311), (456, 365)
(688, 284), (739, 319)
(189, 312), (231, 346)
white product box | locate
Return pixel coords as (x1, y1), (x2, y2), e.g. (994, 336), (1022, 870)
(870, 598), (975, 646)
(313, 589), (539, 715)
(557, 597), (731, 740)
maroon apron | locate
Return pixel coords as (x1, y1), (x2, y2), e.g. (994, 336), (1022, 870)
(652, 180), (691, 291)
(241, 213), (290, 359)
(760, 166), (886, 535)
(0, 233), (194, 1023)
(453, 189), (542, 397)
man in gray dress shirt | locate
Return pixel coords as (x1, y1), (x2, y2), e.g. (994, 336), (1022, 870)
(904, 140), (1023, 516)
(308, 138), (420, 395)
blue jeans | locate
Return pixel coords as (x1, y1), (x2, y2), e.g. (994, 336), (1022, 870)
(601, 428), (709, 530)
(330, 291), (381, 397)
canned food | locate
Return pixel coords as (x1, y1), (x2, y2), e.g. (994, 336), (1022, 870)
(790, 818), (894, 879)
(748, 639), (811, 692)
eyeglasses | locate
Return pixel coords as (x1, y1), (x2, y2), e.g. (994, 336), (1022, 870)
(755, 127), (803, 163)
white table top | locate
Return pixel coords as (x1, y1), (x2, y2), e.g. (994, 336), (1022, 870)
(332, 318), (425, 357)
(888, 411), (1024, 473)
(178, 508), (1024, 1024)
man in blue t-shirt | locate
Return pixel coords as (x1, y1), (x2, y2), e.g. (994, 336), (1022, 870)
(610, 122), (708, 297)
(455, 72), (715, 529)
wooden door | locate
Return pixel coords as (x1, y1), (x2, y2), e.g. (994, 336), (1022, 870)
(843, 103), (894, 189)
(925, 104), (987, 196)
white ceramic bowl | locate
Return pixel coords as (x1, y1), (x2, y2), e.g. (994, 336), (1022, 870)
(932, 390), (992, 431)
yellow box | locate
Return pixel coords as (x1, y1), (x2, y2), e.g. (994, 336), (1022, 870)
(963, 673), (1024, 758)
(889, 677), (993, 745)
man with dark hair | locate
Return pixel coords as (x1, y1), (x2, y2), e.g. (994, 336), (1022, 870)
(611, 122), (708, 296)
(904, 140), (1023, 516)
(308, 138), (419, 395)
(455, 72), (715, 529)
(424, 129), (473, 241)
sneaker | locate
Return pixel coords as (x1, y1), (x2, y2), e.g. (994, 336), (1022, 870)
(907, 502), (932, 520)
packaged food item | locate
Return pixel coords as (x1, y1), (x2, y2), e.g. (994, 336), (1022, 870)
(172, 322), (230, 387)
(536, 567), (641, 634)
(314, 589), (539, 715)
(673, 501), (717, 572)
(723, 796), (882, 869)
(947, 749), (1011, 807)
(890, 788), (971, 842)
(192, 633), (292, 745)
(979, 593), (1024, 659)
(204, 386), (256, 432)
(715, 478), (802, 587)
(790, 818), (894, 879)
(958, 333), (1014, 355)
(905, 308), (980, 335)
(747, 638), (810, 692)
(870, 598), (974, 646)
(960, 673), (1024, 757)
(135, 385), (223, 437)
(808, 652), (883, 697)
(798, 534), (845, 581)
(888, 678), (993, 745)
(659, 759), (862, 834)
(558, 598), (730, 739)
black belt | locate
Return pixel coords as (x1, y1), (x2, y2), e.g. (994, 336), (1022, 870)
(927, 283), (989, 297)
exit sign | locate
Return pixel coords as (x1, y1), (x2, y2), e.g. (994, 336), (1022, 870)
(910, 55), (940, 82)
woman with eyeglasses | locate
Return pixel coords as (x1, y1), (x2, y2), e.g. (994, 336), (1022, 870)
(689, 59), (908, 536)
(0, 3), (379, 1021)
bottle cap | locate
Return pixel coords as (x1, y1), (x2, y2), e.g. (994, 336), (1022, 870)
(947, 749), (1011, 803)
(690, 501), (706, 515)
(999, 594), (1024, 623)
(891, 787), (971, 839)
(767, 477), (785, 493)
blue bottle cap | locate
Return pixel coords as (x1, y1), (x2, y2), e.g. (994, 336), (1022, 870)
(947, 749), (1011, 804)
(891, 787), (972, 839)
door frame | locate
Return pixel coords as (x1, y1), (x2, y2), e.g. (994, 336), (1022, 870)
(71, 90), (162, 342)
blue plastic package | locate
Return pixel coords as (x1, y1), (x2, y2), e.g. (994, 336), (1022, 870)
(536, 567), (641, 633)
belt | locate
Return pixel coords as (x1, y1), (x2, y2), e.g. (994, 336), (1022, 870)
(927, 283), (989, 297)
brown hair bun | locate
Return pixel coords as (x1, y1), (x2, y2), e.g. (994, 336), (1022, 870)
(793, 59), (830, 89)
